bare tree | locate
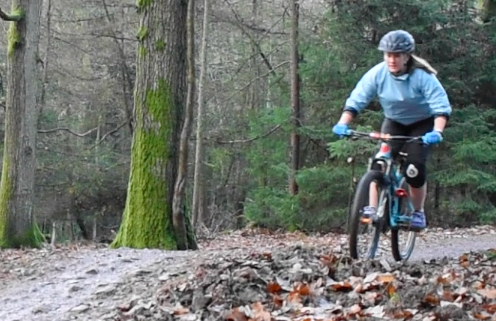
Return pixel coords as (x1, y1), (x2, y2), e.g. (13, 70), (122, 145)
(0, 0), (44, 248)
(172, 0), (198, 250)
(192, 0), (210, 229)
(288, 0), (300, 195)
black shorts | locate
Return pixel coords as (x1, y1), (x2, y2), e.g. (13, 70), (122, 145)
(380, 117), (434, 164)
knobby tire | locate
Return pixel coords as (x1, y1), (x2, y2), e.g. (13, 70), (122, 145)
(348, 170), (387, 260)
(390, 177), (417, 262)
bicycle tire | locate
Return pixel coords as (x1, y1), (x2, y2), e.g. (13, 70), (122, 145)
(391, 177), (417, 262)
(348, 169), (387, 260)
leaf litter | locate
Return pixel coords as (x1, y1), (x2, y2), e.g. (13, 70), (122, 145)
(102, 244), (496, 321)
(1, 226), (496, 321)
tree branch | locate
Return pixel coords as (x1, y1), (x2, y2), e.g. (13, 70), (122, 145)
(221, 60), (289, 103)
(216, 124), (283, 144)
(0, 7), (24, 21)
(87, 120), (130, 150)
(38, 127), (98, 136)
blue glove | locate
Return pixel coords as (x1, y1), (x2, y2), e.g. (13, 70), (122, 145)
(422, 130), (443, 145)
(332, 123), (349, 137)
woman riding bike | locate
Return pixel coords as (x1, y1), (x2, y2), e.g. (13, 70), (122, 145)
(332, 30), (452, 231)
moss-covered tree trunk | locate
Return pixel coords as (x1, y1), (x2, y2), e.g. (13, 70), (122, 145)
(111, 0), (191, 249)
(0, 0), (43, 248)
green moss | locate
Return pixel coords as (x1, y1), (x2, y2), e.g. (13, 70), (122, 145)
(111, 78), (177, 250)
(138, 45), (146, 58)
(0, 223), (44, 248)
(137, 26), (148, 42)
(155, 39), (165, 51)
(0, 156), (43, 249)
(137, 0), (153, 9)
(7, 22), (19, 57)
(6, 7), (24, 57)
(0, 157), (11, 242)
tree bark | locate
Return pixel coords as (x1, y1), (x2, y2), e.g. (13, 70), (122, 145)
(0, 1), (43, 248)
(192, 0), (210, 229)
(111, 0), (190, 250)
(288, 0), (300, 195)
(480, 0), (496, 23)
(172, 0), (198, 250)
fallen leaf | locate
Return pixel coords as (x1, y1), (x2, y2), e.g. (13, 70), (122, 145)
(348, 304), (361, 315)
(267, 281), (282, 293)
(287, 291), (302, 304)
(377, 273), (395, 283)
(483, 304), (496, 313)
(173, 306), (190, 315)
(295, 283), (311, 296)
(423, 293), (440, 306)
(330, 281), (353, 292)
(386, 283), (396, 297)
(392, 309), (415, 319)
(271, 294), (283, 308)
(478, 288), (496, 299)
(473, 311), (492, 320)
(225, 307), (248, 321)
(441, 290), (455, 302)
(252, 302), (271, 321)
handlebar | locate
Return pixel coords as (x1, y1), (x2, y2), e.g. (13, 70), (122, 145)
(344, 130), (424, 144)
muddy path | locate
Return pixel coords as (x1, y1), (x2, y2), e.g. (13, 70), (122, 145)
(0, 226), (495, 321)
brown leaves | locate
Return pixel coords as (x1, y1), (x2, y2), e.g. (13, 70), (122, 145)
(329, 281), (353, 292)
(143, 229), (496, 321)
(221, 250), (496, 321)
(479, 288), (496, 300)
(225, 307), (248, 321)
(225, 302), (271, 321)
(267, 281), (282, 293)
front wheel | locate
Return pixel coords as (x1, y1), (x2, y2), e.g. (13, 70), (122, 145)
(391, 177), (417, 262)
(348, 170), (388, 260)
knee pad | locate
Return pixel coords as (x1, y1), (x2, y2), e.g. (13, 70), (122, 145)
(403, 162), (426, 188)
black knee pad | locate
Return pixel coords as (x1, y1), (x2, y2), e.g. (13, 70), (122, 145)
(403, 162), (426, 188)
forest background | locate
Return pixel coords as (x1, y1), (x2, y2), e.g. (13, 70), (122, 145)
(0, 0), (493, 243)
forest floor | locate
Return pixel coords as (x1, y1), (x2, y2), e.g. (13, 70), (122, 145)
(1, 225), (496, 321)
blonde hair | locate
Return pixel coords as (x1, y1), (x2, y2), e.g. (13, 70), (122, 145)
(410, 54), (437, 75)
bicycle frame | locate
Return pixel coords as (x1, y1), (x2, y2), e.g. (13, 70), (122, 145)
(347, 130), (422, 229)
(367, 153), (412, 229)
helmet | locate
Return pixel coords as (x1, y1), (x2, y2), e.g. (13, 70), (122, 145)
(378, 30), (415, 53)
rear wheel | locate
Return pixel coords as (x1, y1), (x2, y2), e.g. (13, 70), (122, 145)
(348, 170), (388, 260)
(391, 177), (417, 262)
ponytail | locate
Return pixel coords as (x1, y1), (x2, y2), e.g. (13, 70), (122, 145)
(410, 54), (437, 75)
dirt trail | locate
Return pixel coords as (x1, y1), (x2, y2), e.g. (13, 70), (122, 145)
(0, 226), (495, 321)
(0, 246), (193, 321)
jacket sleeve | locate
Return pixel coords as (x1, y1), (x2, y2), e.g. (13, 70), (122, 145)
(421, 72), (452, 119)
(343, 67), (378, 116)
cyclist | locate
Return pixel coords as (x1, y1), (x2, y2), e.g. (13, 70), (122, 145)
(332, 30), (452, 230)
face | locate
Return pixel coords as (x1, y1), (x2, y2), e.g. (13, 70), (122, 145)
(384, 52), (409, 74)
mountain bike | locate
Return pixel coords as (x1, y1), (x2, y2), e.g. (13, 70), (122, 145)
(343, 129), (424, 262)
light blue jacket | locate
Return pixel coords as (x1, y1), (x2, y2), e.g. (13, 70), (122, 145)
(344, 62), (452, 125)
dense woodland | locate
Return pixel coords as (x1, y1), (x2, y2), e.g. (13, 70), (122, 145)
(0, 0), (494, 245)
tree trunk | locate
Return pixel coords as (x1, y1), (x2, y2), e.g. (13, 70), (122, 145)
(192, 0), (210, 229)
(480, 0), (496, 23)
(111, 0), (190, 250)
(172, 0), (198, 251)
(0, 1), (43, 248)
(288, 0), (301, 195)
